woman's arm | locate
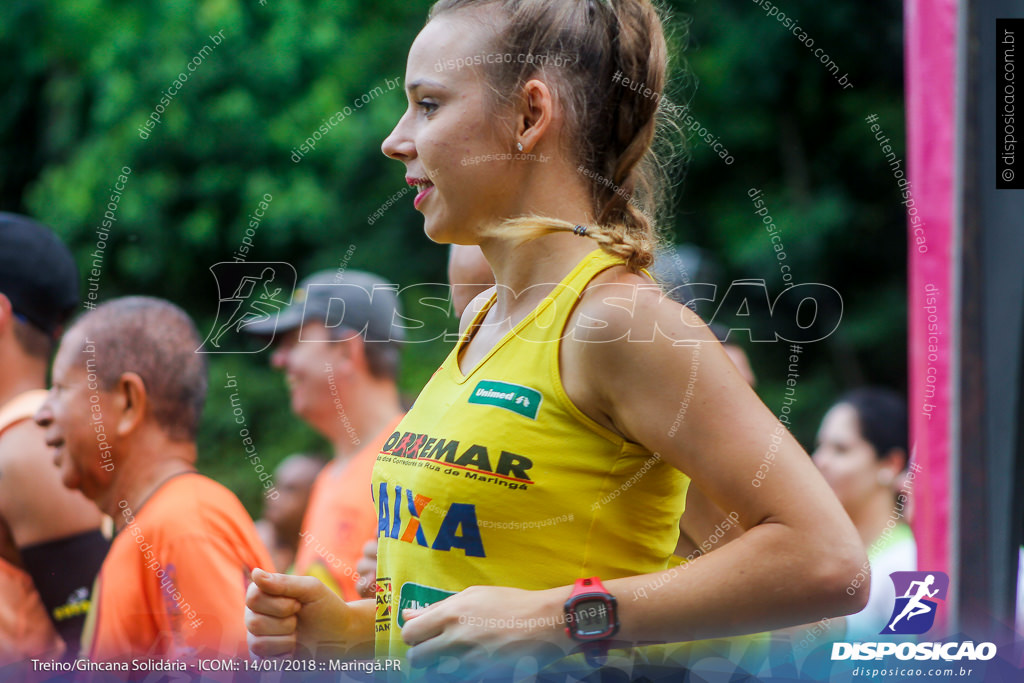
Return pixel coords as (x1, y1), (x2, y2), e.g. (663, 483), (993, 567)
(676, 483), (744, 558)
(569, 277), (868, 639)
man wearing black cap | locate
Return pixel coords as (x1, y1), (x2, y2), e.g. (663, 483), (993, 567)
(245, 269), (405, 601)
(0, 212), (107, 662)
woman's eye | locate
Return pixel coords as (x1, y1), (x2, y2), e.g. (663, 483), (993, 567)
(417, 100), (438, 114)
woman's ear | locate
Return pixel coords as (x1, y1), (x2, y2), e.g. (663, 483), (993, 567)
(877, 448), (908, 487)
(515, 78), (555, 153)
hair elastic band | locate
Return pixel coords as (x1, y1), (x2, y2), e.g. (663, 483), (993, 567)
(572, 224), (588, 236)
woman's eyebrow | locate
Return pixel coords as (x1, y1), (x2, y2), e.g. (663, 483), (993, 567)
(407, 78), (449, 93)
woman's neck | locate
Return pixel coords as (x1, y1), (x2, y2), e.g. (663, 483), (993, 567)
(483, 233), (596, 324)
(850, 490), (902, 550)
(479, 159), (598, 302)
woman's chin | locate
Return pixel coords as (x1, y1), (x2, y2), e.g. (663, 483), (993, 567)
(422, 213), (457, 245)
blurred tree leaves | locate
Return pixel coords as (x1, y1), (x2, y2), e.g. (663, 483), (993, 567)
(668, 0), (906, 446)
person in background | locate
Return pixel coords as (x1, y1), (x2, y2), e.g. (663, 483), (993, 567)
(245, 269), (405, 602)
(710, 323), (757, 389)
(812, 387), (914, 640)
(34, 296), (273, 660)
(255, 453), (326, 572)
(447, 244), (495, 317)
(0, 213), (108, 663)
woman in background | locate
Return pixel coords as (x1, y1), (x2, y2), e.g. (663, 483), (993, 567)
(812, 387), (915, 640)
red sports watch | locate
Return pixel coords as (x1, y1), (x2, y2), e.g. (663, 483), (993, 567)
(564, 577), (619, 665)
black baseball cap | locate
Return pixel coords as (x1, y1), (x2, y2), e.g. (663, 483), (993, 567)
(243, 269), (404, 342)
(0, 212), (79, 337)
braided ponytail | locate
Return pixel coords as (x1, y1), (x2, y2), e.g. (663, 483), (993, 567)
(429, 0), (670, 272)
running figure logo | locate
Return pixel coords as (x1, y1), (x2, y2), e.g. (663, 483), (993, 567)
(198, 262), (296, 353)
(881, 571), (949, 635)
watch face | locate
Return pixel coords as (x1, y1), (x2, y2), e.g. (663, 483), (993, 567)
(572, 598), (610, 636)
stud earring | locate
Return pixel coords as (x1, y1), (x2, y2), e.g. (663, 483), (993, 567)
(516, 142), (524, 152)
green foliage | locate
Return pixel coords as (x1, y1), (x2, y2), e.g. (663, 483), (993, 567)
(665, 0), (906, 446)
(1, 0), (905, 511)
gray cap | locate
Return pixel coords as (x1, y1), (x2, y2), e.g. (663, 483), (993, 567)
(244, 269), (404, 342)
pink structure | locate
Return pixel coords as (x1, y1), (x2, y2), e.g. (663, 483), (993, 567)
(904, 0), (958, 631)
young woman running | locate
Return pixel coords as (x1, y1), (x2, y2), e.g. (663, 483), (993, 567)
(246, 0), (867, 676)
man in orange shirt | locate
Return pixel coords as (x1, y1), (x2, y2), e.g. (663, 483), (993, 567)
(34, 296), (273, 661)
(0, 213), (107, 664)
(245, 270), (404, 601)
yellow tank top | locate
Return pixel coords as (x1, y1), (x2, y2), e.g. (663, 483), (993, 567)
(371, 248), (689, 665)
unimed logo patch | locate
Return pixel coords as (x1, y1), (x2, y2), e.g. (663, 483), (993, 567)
(397, 582), (455, 627)
(468, 380), (542, 420)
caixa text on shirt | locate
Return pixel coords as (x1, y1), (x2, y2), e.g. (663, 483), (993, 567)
(374, 483), (486, 557)
(380, 431), (534, 488)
